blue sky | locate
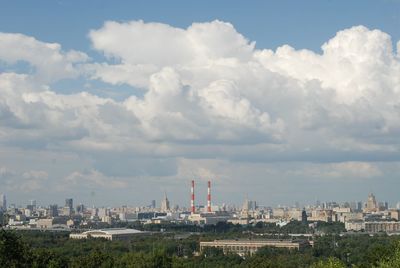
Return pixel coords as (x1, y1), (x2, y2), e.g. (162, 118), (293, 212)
(2, 0), (399, 52)
(1, 1), (400, 207)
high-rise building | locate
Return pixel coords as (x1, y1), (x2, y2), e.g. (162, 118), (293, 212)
(49, 204), (58, 217)
(242, 197), (250, 211)
(27, 200), (37, 212)
(98, 208), (109, 218)
(91, 207), (98, 217)
(357, 201), (363, 211)
(301, 208), (308, 224)
(151, 200), (156, 209)
(242, 197), (257, 212)
(76, 204), (85, 214)
(350, 202), (357, 212)
(161, 193), (170, 212)
(365, 193), (378, 212)
(0, 194), (6, 211)
(65, 198), (73, 210)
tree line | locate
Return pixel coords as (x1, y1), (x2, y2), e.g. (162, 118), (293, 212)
(1, 225), (400, 267)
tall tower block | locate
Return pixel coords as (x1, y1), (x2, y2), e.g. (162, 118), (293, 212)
(191, 180), (195, 213)
(207, 180), (211, 212)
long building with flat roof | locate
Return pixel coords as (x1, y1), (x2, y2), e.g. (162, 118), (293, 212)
(200, 239), (310, 256)
(70, 228), (147, 241)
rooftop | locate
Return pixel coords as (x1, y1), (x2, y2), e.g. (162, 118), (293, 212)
(83, 228), (143, 235)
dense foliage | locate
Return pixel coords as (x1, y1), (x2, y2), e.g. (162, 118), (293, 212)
(0, 224), (399, 267)
(117, 220), (345, 236)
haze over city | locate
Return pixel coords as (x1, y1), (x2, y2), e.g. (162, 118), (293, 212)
(1, 0), (400, 207)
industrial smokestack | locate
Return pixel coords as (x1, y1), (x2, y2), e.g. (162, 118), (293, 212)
(207, 180), (211, 212)
(191, 180), (195, 213)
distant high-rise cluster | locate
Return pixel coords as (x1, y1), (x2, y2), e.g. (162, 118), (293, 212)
(242, 196), (257, 212)
(1, 188), (400, 236)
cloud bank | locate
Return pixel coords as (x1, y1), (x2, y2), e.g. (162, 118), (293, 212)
(1, 20), (400, 205)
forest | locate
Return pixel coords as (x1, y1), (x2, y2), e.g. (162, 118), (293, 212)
(1, 221), (400, 268)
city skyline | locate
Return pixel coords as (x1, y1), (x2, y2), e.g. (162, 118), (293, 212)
(0, 190), (397, 211)
(1, 1), (400, 206)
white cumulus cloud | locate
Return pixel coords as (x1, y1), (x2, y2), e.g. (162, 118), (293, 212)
(0, 33), (88, 83)
(1, 21), (400, 203)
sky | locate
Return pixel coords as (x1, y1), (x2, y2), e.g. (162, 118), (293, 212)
(1, 0), (400, 208)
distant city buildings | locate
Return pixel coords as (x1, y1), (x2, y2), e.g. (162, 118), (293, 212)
(1, 190), (399, 236)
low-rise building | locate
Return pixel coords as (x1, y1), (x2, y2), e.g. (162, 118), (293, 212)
(188, 212), (230, 225)
(272, 208), (286, 219)
(69, 228), (146, 241)
(228, 218), (250, 225)
(390, 210), (400, 221)
(308, 209), (332, 222)
(36, 218), (55, 229)
(345, 220), (364, 231)
(364, 222), (400, 233)
(338, 212), (363, 223)
(200, 239), (310, 256)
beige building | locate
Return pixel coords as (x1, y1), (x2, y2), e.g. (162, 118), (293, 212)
(272, 208), (286, 219)
(160, 193), (170, 212)
(338, 212), (363, 223)
(333, 207), (351, 213)
(364, 193), (378, 213)
(287, 209), (302, 221)
(36, 219), (55, 229)
(345, 220), (364, 231)
(345, 221), (400, 233)
(200, 239), (310, 256)
(390, 210), (400, 221)
(364, 222), (400, 233)
(228, 218), (250, 225)
(308, 209), (332, 222)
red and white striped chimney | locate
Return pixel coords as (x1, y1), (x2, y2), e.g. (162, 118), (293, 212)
(191, 180), (195, 213)
(207, 180), (211, 212)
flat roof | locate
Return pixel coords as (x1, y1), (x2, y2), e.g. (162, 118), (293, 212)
(83, 228), (143, 235)
(200, 239), (307, 245)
